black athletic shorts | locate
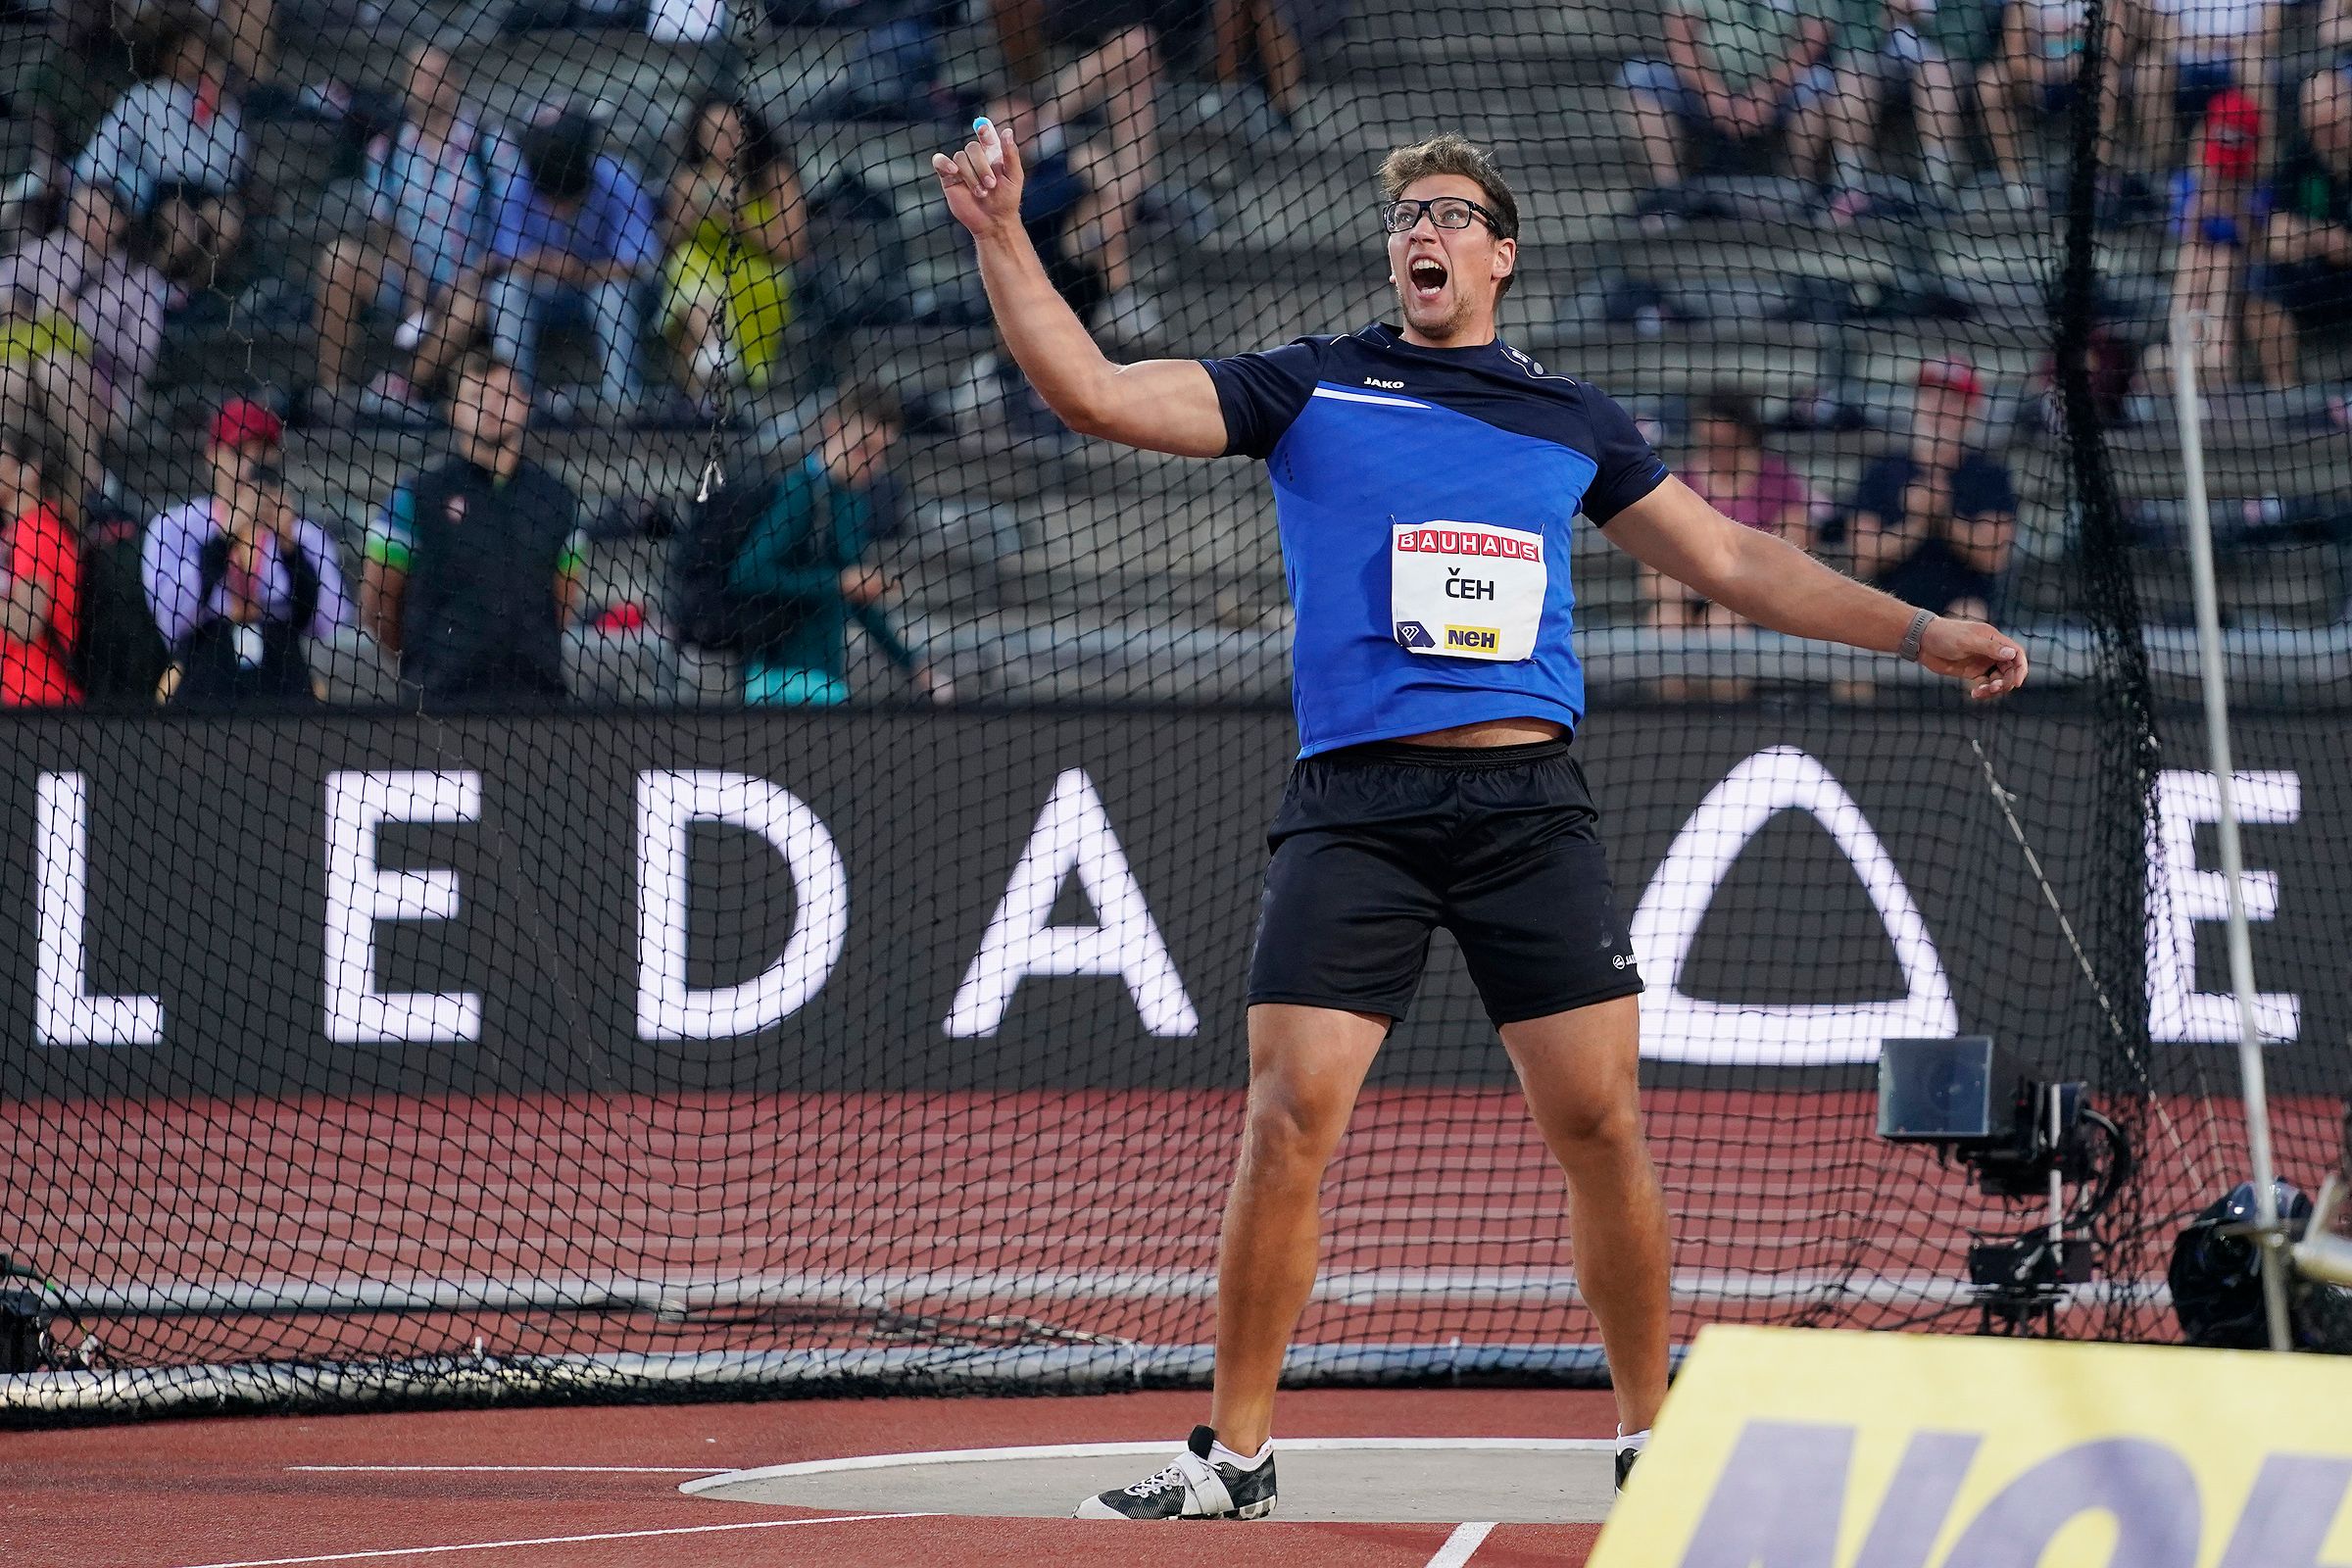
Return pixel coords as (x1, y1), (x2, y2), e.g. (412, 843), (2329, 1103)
(1247, 738), (1643, 1027)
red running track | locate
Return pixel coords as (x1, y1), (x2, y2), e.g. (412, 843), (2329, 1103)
(1, 1389), (1617, 1567)
(4, 1087), (2327, 1375)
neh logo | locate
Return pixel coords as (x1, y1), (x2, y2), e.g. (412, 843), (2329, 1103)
(1445, 625), (1499, 653)
(1396, 621), (1436, 650)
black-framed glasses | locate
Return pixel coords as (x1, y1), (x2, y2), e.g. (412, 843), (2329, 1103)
(1379, 196), (1503, 235)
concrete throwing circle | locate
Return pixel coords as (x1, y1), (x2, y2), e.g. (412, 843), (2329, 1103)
(683, 1438), (1619, 1523)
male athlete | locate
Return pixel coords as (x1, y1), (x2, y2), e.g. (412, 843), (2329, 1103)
(931, 121), (2027, 1519)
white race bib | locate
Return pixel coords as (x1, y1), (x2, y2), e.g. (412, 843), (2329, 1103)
(1391, 519), (1546, 662)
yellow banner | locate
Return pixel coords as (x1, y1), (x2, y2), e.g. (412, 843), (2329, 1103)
(1593, 1324), (2352, 1568)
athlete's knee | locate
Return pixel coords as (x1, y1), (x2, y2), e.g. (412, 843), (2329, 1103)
(1544, 1093), (1644, 1165)
(1237, 1084), (1347, 1181)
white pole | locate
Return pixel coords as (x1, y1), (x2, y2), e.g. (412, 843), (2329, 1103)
(2168, 299), (2293, 1353)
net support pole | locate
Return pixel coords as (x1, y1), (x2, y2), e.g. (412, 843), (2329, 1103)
(2168, 300), (2294, 1354)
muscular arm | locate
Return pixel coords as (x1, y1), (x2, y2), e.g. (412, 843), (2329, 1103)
(1605, 476), (2028, 697)
(933, 121), (1229, 458)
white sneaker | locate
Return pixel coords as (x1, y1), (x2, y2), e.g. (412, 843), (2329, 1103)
(1075, 1426), (1278, 1520)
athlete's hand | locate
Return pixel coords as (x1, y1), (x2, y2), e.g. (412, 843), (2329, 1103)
(931, 117), (1025, 239)
(1920, 615), (2029, 701)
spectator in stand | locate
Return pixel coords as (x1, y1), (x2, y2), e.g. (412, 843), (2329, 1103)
(2166, 88), (2267, 384)
(215, 0), (289, 115)
(2137, 0), (2285, 169)
(143, 400), (353, 691)
(994, 87), (1102, 322)
(0, 180), (168, 510)
(1644, 390), (1821, 631)
(2247, 65), (2352, 390)
(1203, 0), (1345, 137)
(363, 354), (582, 704)
(1618, 0), (1837, 199)
(661, 96), (806, 409)
(1822, 0), (1971, 218)
(821, 0), (955, 122)
(939, 90), (1103, 438)
(987, 4), (1168, 340)
(73, 10), (247, 293)
(1979, 0), (2127, 211)
(159, 461), (329, 705)
(1846, 357), (2017, 621)
(0, 432), (84, 708)
(312, 41), (501, 427)
(488, 108), (657, 423)
(724, 382), (930, 705)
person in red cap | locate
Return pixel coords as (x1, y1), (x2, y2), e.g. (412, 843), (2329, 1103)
(2166, 89), (2268, 383)
(1845, 355), (2017, 624)
(139, 397), (352, 681)
(2139, 0), (2286, 169)
(2248, 64), (2352, 390)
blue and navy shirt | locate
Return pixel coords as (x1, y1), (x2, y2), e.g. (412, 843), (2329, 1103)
(1202, 323), (1670, 758)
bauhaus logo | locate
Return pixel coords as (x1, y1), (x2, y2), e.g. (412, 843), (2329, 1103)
(1395, 526), (1542, 562)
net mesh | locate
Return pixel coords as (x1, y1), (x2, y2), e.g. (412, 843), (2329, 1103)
(1, 0), (2349, 1420)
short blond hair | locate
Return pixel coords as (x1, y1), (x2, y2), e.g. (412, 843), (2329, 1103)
(1378, 132), (1521, 299)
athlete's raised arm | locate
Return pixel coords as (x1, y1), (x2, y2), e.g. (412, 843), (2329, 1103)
(931, 119), (1229, 459)
(1605, 474), (2030, 701)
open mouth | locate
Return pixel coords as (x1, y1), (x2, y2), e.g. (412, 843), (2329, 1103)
(1407, 255), (1447, 303)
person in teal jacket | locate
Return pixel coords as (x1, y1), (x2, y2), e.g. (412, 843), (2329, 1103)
(726, 382), (930, 704)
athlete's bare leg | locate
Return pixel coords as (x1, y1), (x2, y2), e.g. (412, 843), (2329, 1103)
(1501, 994), (1672, 1435)
(1206, 1002), (1387, 1454)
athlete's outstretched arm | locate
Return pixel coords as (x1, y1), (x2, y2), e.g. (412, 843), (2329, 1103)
(1605, 475), (2030, 700)
(930, 120), (1229, 458)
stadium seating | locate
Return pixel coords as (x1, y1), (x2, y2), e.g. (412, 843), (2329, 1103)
(5, 0), (2348, 705)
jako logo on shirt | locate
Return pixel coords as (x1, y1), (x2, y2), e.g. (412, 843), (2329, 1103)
(1445, 626), (1500, 652)
(1364, 377), (1405, 390)
(1396, 527), (1542, 562)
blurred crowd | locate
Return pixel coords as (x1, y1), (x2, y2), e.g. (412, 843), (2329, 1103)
(1621, 0), (2352, 391)
(0, 0), (2345, 708)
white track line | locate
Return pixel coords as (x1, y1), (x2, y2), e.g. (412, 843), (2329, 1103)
(1424, 1522), (1495, 1568)
(286, 1466), (729, 1475)
(170, 1512), (924, 1568)
(682, 1437), (1619, 1493)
